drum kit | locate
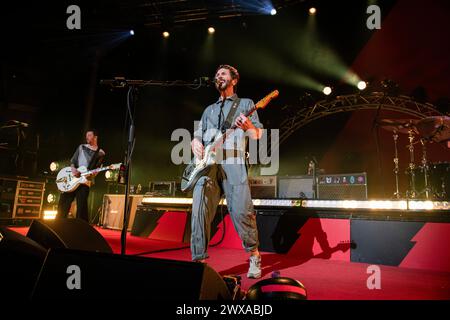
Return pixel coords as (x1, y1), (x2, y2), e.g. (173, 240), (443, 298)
(378, 116), (450, 200)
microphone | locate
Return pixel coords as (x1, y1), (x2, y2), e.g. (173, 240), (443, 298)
(199, 77), (219, 87)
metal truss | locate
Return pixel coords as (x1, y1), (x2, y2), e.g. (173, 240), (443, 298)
(278, 92), (443, 145)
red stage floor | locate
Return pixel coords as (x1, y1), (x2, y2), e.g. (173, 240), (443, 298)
(10, 226), (450, 300)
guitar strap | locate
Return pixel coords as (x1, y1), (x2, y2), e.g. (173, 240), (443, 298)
(87, 146), (101, 170)
(221, 98), (241, 133)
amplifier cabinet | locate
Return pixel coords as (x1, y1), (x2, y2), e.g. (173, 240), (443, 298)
(278, 175), (314, 199)
(318, 173), (368, 200)
(100, 194), (143, 231)
(248, 176), (277, 199)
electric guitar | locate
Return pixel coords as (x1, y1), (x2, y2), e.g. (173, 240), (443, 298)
(181, 90), (279, 192)
(56, 163), (121, 193)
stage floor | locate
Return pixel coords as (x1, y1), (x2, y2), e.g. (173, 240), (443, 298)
(10, 226), (450, 300)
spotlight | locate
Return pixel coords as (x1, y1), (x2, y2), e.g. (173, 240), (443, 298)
(357, 81), (367, 90)
(105, 169), (119, 182)
(270, 8), (277, 15)
(162, 31), (170, 38)
(208, 27), (215, 34)
(49, 162), (59, 172)
(47, 193), (56, 204)
(129, 30), (135, 36)
(323, 86), (332, 95)
(309, 7), (317, 15)
(43, 210), (57, 220)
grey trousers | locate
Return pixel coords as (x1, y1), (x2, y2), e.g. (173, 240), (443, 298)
(190, 165), (259, 261)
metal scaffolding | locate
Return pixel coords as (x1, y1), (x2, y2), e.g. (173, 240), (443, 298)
(279, 92), (443, 146)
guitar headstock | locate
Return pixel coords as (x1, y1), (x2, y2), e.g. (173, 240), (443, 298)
(255, 90), (279, 110)
(109, 163), (122, 170)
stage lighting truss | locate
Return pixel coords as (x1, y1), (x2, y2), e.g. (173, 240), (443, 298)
(119, 0), (303, 27)
(278, 92), (443, 147)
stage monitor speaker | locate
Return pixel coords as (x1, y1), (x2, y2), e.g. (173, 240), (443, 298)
(278, 175), (314, 199)
(318, 173), (368, 200)
(0, 227), (47, 298)
(27, 219), (113, 253)
(31, 248), (232, 300)
(248, 176), (277, 198)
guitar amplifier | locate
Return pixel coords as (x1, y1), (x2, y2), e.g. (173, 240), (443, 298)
(318, 173), (368, 200)
(147, 181), (177, 197)
(100, 194), (143, 231)
(248, 176), (277, 199)
(278, 175), (314, 199)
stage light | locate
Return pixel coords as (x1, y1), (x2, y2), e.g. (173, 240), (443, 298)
(302, 200), (409, 210)
(208, 27), (215, 34)
(47, 193), (56, 204)
(322, 86), (332, 95)
(309, 7), (317, 15)
(49, 162), (59, 172)
(408, 201), (435, 210)
(105, 169), (119, 182)
(270, 8), (277, 15)
(162, 31), (170, 38)
(43, 210), (57, 220)
(357, 81), (367, 90)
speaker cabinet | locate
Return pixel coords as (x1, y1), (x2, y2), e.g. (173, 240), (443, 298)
(318, 173), (368, 200)
(32, 248), (232, 300)
(27, 219), (113, 253)
(100, 194), (143, 230)
(0, 227), (47, 298)
(278, 176), (314, 199)
(248, 176), (277, 198)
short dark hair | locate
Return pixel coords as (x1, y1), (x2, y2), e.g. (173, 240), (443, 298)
(216, 64), (240, 82)
(86, 129), (98, 137)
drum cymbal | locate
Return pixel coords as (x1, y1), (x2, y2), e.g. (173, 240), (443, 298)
(378, 119), (418, 134)
(416, 116), (450, 142)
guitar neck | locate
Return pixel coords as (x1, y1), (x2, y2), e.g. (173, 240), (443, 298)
(81, 166), (108, 177)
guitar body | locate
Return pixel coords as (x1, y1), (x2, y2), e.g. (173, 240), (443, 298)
(56, 163), (121, 193)
(181, 145), (217, 192)
(56, 166), (90, 193)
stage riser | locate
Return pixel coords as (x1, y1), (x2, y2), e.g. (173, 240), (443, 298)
(130, 207), (450, 273)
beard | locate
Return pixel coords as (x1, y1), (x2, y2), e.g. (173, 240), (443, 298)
(215, 79), (230, 91)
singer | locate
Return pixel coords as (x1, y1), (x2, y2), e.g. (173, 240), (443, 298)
(190, 64), (263, 278)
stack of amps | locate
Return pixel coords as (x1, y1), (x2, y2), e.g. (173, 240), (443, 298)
(248, 173), (368, 200)
(0, 178), (45, 219)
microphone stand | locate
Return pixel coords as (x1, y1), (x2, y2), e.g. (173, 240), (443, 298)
(371, 92), (388, 198)
(100, 77), (212, 255)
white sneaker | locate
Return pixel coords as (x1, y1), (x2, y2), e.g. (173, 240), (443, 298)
(247, 255), (262, 279)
